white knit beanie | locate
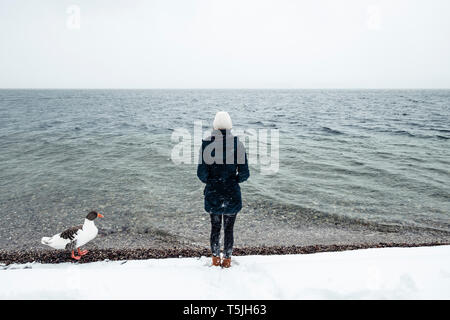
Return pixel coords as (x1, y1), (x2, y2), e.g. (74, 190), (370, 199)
(213, 111), (232, 130)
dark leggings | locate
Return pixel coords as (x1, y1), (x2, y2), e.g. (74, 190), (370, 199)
(210, 214), (237, 258)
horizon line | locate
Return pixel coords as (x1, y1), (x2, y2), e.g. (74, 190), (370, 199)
(1, 87), (450, 90)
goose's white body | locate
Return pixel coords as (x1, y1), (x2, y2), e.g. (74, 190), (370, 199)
(41, 219), (98, 250)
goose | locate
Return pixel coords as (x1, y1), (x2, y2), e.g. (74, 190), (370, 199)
(41, 211), (104, 260)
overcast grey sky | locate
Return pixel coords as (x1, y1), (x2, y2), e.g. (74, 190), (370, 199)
(1, 0), (449, 88)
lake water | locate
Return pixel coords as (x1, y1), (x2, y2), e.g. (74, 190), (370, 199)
(0, 89), (449, 249)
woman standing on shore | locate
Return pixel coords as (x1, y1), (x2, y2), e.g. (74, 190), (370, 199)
(197, 111), (250, 268)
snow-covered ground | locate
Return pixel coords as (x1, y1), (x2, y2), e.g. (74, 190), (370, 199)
(1, 245), (449, 299)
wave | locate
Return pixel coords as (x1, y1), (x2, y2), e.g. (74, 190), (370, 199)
(249, 120), (278, 128)
(391, 130), (416, 137)
(322, 127), (344, 135)
(383, 130), (448, 140)
(248, 198), (450, 235)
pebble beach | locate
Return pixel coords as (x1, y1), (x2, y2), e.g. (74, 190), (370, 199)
(1, 89), (449, 264)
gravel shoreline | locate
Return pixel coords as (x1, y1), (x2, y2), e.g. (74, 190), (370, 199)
(1, 242), (448, 266)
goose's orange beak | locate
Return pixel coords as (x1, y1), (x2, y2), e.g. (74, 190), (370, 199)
(98, 213), (104, 218)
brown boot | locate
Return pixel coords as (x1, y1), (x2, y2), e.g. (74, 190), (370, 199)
(212, 256), (221, 266)
(221, 257), (231, 268)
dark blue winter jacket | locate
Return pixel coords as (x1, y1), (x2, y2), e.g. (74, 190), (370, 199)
(197, 130), (250, 214)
